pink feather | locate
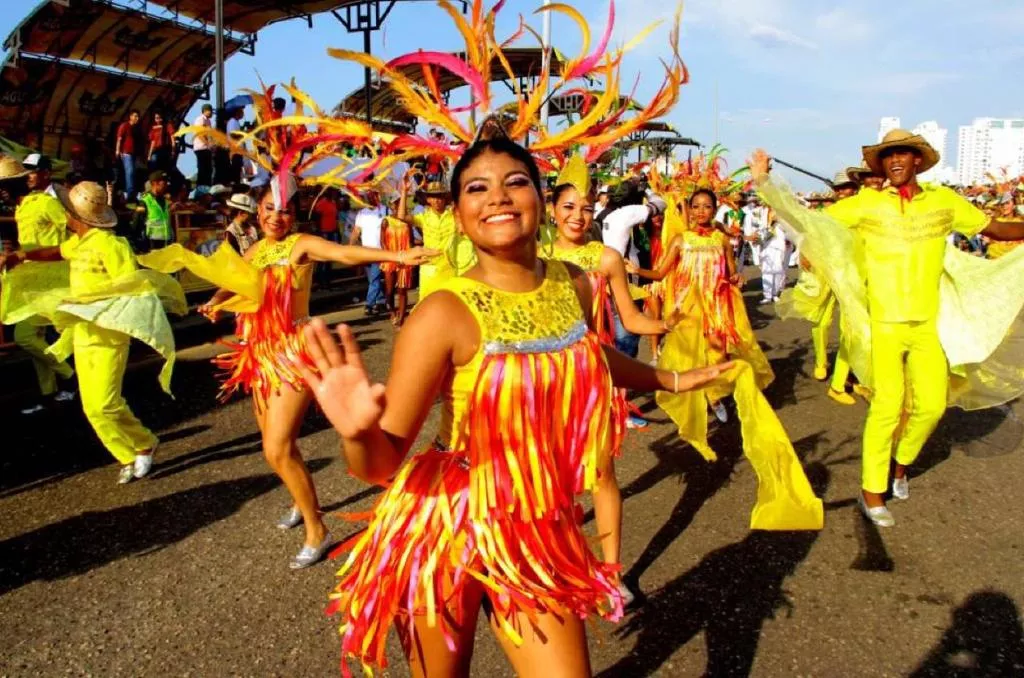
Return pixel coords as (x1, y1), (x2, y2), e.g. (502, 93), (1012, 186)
(565, 0), (615, 80)
(387, 51), (487, 108)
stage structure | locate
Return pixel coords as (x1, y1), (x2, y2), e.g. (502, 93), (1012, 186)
(1, 0), (446, 160)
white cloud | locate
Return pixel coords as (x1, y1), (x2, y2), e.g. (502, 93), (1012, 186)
(747, 24), (816, 50)
(814, 8), (873, 43)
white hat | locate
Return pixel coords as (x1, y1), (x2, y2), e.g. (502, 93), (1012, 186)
(208, 184), (231, 196)
(647, 195), (667, 215)
(597, 184), (610, 195)
(226, 193), (256, 213)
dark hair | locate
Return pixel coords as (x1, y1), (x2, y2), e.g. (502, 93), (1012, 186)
(606, 179), (644, 211)
(201, 104), (213, 113)
(551, 183), (577, 205)
(450, 136), (543, 203)
(689, 188), (718, 212)
(256, 183), (299, 213)
(129, 109), (140, 117)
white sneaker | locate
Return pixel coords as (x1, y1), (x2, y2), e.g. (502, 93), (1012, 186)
(892, 476), (909, 501)
(20, 404), (46, 415)
(133, 451), (154, 479)
(117, 465), (135, 484)
(712, 401), (729, 423)
(53, 390), (76, 402)
(617, 582), (636, 608)
(858, 495), (895, 527)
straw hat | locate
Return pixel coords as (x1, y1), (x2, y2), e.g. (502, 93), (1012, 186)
(421, 179), (450, 196)
(226, 193), (256, 213)
(831, 170), (858, 188)
(56, 182), (117, 228)
(862, 129), (939, 175)
(0, 154), (29, 180)
(845, 164), (876, 180)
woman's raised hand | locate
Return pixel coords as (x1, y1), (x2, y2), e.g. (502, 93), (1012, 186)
(300, 318), (386, 438)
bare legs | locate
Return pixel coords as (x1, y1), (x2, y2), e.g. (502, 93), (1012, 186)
(593, 459), (623, 572)
(399, 579), (591, 678)
(253, 388), (327, 548)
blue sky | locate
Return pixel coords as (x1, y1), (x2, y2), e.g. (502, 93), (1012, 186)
(3, 0), (1023, 189)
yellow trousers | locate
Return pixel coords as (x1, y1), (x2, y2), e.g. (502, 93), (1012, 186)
(14, 320), (74, 396)
(74, 324), (157, 465)
(810, 295), (852, 389)
(862, 319), (947, 493)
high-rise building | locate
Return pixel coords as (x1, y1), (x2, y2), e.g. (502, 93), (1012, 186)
(956, 118), (1024, 185)
(878, 116), (901, 142)
(912, 121), (947, 183)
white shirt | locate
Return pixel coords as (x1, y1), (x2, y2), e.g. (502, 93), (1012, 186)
(354, 206), (385, 249)
(192, 113), (213, 151)
(741, 205), (769, 240)
(601, 204), (649, 266)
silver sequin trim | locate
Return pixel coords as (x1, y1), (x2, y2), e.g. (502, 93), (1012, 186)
(482, 320), (588, 355)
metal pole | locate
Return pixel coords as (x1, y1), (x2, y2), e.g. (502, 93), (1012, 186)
(214, 0), (225, 115)
(713, 79), (718, 145)
(538, 0), (552, 128)
(364, 28), (373, 124)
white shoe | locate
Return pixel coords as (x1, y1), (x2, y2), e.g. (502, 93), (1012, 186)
(290, 532), (333, 570)
(616, 582), (636, 608)
(133, 453), (153, 479)
(712, 401), (728, 423)
(892, 476), (909, 501)
(276, 506), (303, 530)
(53, 390), (76, 402)
(858, 495), (895, 527)
(20, 403), (45, 415)
(117, 465), (135, 484)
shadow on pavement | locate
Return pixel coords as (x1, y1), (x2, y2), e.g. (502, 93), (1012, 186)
(914, 405), (1022, 479)
(599, 461), (830, 678)
(147, 431), (264, 480)
(909, 590), (1024, 677)
(0, 463), (331, 597)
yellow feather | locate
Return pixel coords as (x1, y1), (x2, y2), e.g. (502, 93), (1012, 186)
(531, 70), (618, 151)
(438, 0), (481, 67)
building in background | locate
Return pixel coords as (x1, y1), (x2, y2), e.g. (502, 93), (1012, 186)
(957, 118), (1024, 186)
(912, 121), (948, 183)
(878, 116), (901, 142)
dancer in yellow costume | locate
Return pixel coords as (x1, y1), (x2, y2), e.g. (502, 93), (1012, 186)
(545, 154), (671, 606)
(629, 188), (822, 533)
(0, 154), (76, 411)
(752, 129), (1024, 527)
(1, 182), (185, 484)
(303, 122), (732, 678)
(778, 169), (867, 404)
(396, 178), (475, 299)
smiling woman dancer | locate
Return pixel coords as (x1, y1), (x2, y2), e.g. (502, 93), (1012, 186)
(140, 88), (437, 569)
(304, 123), (730, 677)
(545, 154), (671, 605)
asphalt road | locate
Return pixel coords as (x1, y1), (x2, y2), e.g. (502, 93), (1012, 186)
(2, 283), (1024, 677)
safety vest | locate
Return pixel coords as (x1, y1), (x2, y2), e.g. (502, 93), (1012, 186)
(141, 193), (172, 241)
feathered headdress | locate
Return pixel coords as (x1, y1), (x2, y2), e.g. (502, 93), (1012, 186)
(669, 144), (749, 207)
(177, 79), (382, 208)
(327, 0), (687, 176)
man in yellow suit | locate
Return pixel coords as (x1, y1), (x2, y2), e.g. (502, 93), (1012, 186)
(751, 130), (1024, 527)
(5, 182), (159, 484)
(396, 178), (475, 299)
(3, 154), (76, 413)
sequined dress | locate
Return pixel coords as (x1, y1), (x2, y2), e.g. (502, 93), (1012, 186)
(380, 217), (412, 288)
(327, 261), (623, 675)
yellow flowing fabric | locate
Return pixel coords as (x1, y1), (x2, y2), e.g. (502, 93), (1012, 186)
(656, 255), (821, 530)
(760, 176), (1024, 410)
(776, 267), (834, 325)
(139, 242), (263, 313)
(1, 265), (186, 394)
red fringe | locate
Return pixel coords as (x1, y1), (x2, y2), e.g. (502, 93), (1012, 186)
(213, 266), (316, 412)
(328, 333), (623, 675)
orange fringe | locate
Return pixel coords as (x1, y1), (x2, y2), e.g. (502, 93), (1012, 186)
(380, 220), (413, 288)
(213, 266), (315, 411)
(328, 332), (622, 676)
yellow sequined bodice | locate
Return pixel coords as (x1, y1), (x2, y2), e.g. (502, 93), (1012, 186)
(247, 233), (312, 317)
(436, 261), (587, 448)
(249, 233), (302, 270)
(548, 241), (605, 272)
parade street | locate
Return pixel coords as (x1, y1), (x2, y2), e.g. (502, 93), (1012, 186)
(2, 286), (1023, 677)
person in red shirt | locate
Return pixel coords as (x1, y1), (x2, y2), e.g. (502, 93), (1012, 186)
(147, 111), (176, 173)
(115, 110), (141, 202)
(312, 187), (340, 285)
